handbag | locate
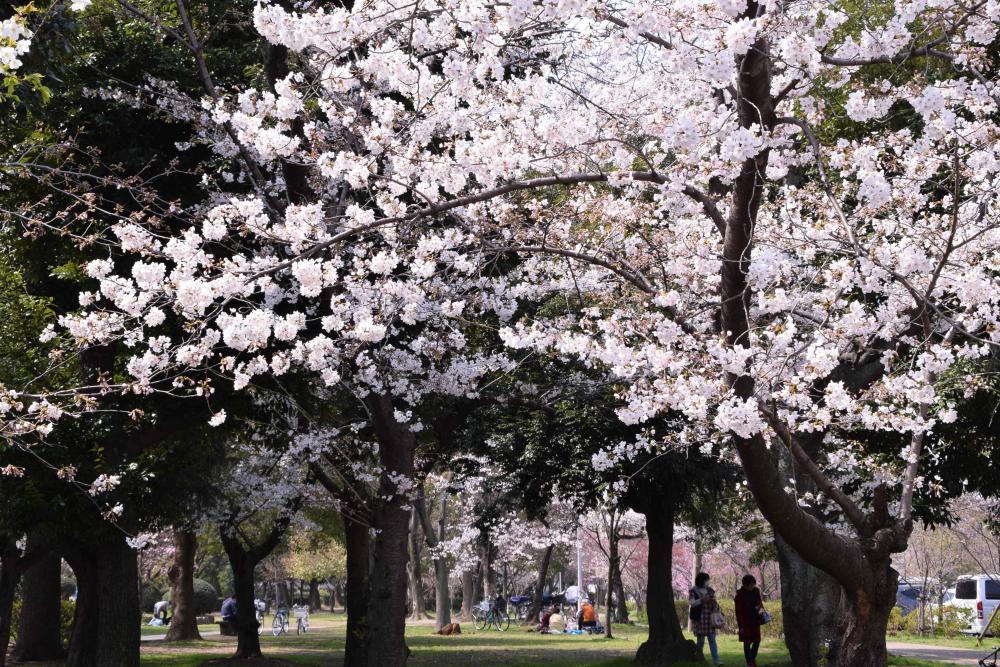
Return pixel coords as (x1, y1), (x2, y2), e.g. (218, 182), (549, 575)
(760, 610), (773, 624)
(711, 610), (725, 629)
(688, 590), (701, 622)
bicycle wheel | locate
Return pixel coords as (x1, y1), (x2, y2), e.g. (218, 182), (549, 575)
(297, 617), (309, 635)
(473, 609), (488, 631)
(493, 610), (510, 632)
(257, 613), (264, 635)
(272, 614), (286, 636)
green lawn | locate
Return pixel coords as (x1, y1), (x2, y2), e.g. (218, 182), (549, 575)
(141, 624), (220, 637)
(890, 632), (998, 649)
(138, 617), (973, 667)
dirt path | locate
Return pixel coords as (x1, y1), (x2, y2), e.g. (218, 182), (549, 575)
(887, 640), (993, 666)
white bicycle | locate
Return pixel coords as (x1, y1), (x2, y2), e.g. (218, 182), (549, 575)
(293, 604), (310, 635)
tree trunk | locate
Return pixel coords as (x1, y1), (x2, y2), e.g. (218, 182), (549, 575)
(605, 539), (615, 638)
(776, 533), (841, 666)
(95, 535), (140, 666)
(687, 540), (702, 633)
(308, 578), (322, 611)
(612, 553), (629, 624)
(276, 580), (290, 607)
(344, 514), (370, 667)
(364, 394), (415, 667)
(480, 545), (494, 599)
(407, 508), (426, 621)
(827, 568), (896, 667)
(635, 504), (699, 664)
(528, 544), (554, 623)
(0, 541), (22, 667)
(11, 544), (65, 661)
(432, 559), (451, 631)
(164, 529), (201, 642)
(460, 570), (474, 621)
(64, 550), (98, 667)
(228, 555), (262, 658)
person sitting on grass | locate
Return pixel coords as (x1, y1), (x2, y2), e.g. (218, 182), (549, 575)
(537, 605), (558, 634)
(578, 597), (598, 630)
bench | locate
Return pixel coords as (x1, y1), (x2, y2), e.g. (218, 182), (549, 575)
(218, 620), (237, 636)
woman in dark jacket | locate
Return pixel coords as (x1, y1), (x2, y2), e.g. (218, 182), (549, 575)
(734, 574), (765, 667)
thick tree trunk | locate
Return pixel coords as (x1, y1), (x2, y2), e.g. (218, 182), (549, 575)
(94, 534), (140, 667)
(164, 529), (201, 642)
(229, 557), (262, 658)
(528, 544), (554, 623)
(635, 505), (699, 664)
(777, 534), (841, 666)
(0, 542), (21, 667)
(687, 541), (702, 633)
(11, 545), (65, 661)
(344, 514), (370, 667)
(308, 578), (322, 611)
(432, 559), (451, 630)
(480, 545), (494, 599)
(827, 568), (896, 667)
(276, 580), (290, 607)
(65, 551), (98, 667)
(460, 570), (474, 621)
(364, 394), (415, 667)
(407, 509), (426, 621)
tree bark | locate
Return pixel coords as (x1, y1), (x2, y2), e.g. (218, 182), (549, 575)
(460, 570), (474, 621)
(528, 544), (554, 623)
(364, 394), (415, 667)
(0, 541), (22, 667)
(612, 552), (629, 624)
(11, 538), (64, 662)
(407, 508), (426, 621)
(687, 540), (702, 633)
(225, 550), (262, 658)
(343, 513), (370, 667)
(414, 486), (451, 631)
(276, 580), (290, 607)
(827, 572), (896, 667)
(164, 529), (201, 642)
(605, 538), (616, 638)
(634, 504), (699, 664)
(776, 534), (841, 666)
(308, 578), (322, 610)
(64, 550), (98, 667)
(94, 535), (140, 666)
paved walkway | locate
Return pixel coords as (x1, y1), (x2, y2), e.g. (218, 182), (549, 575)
(887, 640), (993, 666)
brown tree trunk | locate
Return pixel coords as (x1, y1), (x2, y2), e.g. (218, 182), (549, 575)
(64, 550), (98, 667)
(612, 553), (629, 624)
(634, 504), (699, 664)
(308, 578), (322, 610)
(344, 513), (370, 667)
(687, 541), (702, 633)
(226, 552), (262, 658)
(528, 544), (554, 623)
(407, 508), (426, 621)
(0, 541), (22, 667)
(276, 580), (290, 607)
(98, 536), (140, 666)
(605, 538), (616, 638)
(777, 535), (842, 666)
(827, 571), (896, 667)
(11, 540), (64, 662)
(460, 570), (474, 621)
(164, 529), (201, 642)
(364, 394), (415, 667)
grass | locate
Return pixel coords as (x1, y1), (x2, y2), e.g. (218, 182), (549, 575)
(138, 614), (977, 667)
(889, 632), (998, 649)
(141, 624), (220, 637)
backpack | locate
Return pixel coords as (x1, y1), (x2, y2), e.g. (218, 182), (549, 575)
(689, 591), (701, 622)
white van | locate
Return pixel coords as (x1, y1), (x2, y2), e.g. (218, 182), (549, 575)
(951, 574), (1000, 635)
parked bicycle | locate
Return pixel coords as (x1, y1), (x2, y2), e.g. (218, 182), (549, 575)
(255, 599), (265, 636)
(980, 646), (999, 667)
(293, 604), (310, 635)
(472, 600), (511, 631)
(272, 607), (290, 636)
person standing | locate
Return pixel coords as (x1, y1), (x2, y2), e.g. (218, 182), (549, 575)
(734, 574), (765, 667)
(689, 572), (721, 666)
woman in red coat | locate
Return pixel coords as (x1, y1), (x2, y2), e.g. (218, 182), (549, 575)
(734, 575), (765, 667)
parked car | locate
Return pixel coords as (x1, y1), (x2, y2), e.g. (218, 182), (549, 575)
(950, 574), (1000, 635)
(896, 581), (924, 614)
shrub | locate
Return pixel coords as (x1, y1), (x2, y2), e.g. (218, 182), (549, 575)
(165, 577), (219, 615)
(10, 599), (76, 646)
(141, 583), (163, 611)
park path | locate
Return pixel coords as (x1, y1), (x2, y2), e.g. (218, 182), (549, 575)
(887, 640), (992, 666)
